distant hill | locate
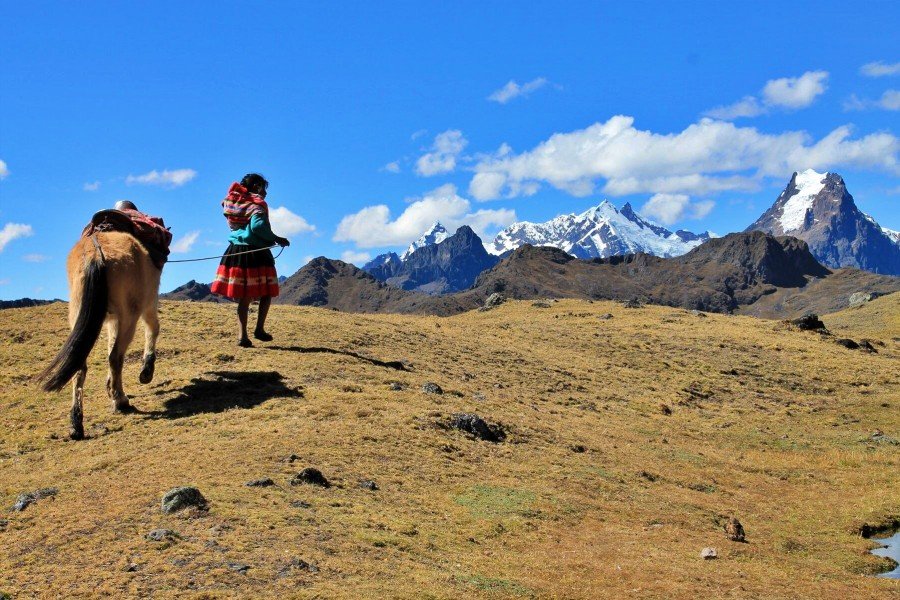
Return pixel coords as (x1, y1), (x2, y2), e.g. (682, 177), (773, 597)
(0, 298), (61, 310)
(747, 170), (900, 275)
(160, 280), (228, 303)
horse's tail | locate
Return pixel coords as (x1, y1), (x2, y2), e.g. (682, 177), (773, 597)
(40, 258), (108, 392)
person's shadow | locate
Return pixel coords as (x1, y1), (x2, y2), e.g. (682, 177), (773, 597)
(146, 371), (303, 419)
(268, 345), (409, 371)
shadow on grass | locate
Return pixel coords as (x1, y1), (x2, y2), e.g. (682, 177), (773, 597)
(269, 345), (409, 371)
(148, 370), (303, 419)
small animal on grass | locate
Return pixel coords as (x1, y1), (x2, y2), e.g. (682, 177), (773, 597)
(39, 202), (171, 440)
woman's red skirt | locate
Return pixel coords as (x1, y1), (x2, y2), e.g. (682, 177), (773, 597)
(211, 243), (280, 299)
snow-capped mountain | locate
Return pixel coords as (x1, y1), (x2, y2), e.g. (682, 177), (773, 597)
(746, 169), (900, 275)
(488, 201), (715, 258)
(401, 222), (450, 260)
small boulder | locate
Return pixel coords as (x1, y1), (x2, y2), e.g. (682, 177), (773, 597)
(146, 528), (178, 542)
(226, 562), (250, 573)
(621, 298), (644, 309)
(724, 517), (746, 542)
(483, 293), (506, 310)
(161, 486), (208, 514)
(389, 382), (404, 391)
(835, 338), (859, 350)
(449, 413), (505, 442)
(598, 313), (613, 320)
(532, 300), (552, 308)
(700, 547), (718, 560)
(849, 291), (881, 308)
(790, 314), (825, 331)
(278, 557), (319, 577)
(245, 478), (274, 487)
(12, 487), (58, 512)
(359, 480), (379, 491)
(291, 468), (331, 488)
(422, 382), (443, 395)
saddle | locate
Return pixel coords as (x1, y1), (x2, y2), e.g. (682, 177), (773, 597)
(81, 209), (172, 269)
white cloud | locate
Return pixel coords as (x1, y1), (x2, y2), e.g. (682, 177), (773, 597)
(639, 194), (715, 225)
(125, 168), (197, 188)
(382, 161), (401, 173)
(411, 129), (428, 141)
(762, 71), (829, 108)
(340, 250), (372, 266)
(703, 71), (828, 120)
(23, 253), (49, 263)
(469, 115), (900, 200)
(703, 96), (765, 120)
(0, 159), (8, 180)
(0, 223), (34, 252)
(488, 77), (549, 104)
(170, 231), (200, 254)
(415, 130), (468, 176)
(269, 206), (315, 236)
(83, 181), (101, 191)
(844, 90), (900, 111)
(860, 61), (900, 77)
(0, 278), (9, 285)
(334, 183), (516, 248)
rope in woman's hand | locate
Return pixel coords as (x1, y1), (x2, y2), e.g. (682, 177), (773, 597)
(167, 244), (286, 264)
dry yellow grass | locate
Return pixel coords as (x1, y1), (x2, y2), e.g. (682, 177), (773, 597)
(1, 298), (898, 599)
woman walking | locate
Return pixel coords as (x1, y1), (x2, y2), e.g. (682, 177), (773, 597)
(211, 173), (290, 347)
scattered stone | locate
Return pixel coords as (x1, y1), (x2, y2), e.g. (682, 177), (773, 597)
(790, 313), (825, 331)
(482, 293), (506, 310)
(0, 519), (8, 531)
(472, 392), (486, 402)
(870, 430), (900, 445)
(598, 313), (613, 320)
(291, 500), (312, 509)
(146, 528), (178, 542)
(278, 557), (319, 577)
(701, 547), (718, 560)
(12, 487), (58, 512)
(849, 291), (882, 308)
(422, 382), (443, 395)
(859, 340), (877, 353)
(123, 562), (140, 572)
(389, 382), (403, 391)
(724, 517), (746, 542)
(245, 477), (274, 487)
(621, 298), (644, 309)
(449, 413), (505, 442)
(659, 403), (672, 416)
(835, 338), (860, 350)
(161, 486), (208, 514)
(359, 480), (379, 491)
(291, 468), (331, 488)
(532, 300), (552, 308)
(226, 562), (250, 573)
(690, 309), (707, 318)
(570, 444), (587, 453)
(638, 471), (658, 482)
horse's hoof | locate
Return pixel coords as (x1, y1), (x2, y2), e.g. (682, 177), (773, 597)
(139, 366), (154, 384)
(70, 428), (85, 441)
(114, 404), (136, 415)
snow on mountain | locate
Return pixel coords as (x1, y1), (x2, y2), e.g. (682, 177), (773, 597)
(488, 200), (714, 259)
(883, 227), (900, 245)
(401, 222), (450, 260)
(778, 169), (828, 232)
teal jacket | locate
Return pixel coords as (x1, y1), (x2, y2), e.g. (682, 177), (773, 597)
(229, 213), (278, 247)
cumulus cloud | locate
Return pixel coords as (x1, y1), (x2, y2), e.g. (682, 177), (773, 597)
(847, 90), (900, 111)
(340, 250), (372, 266)
(0, 223), (34, 252)
(382, 161), (401, 173)
(415, 130), (468, 176)
(83, 181), (101, 191)
(488, 77), (549, 104)
(411, 129), (428, 141)
(170, 231), (200, 254)
(125, 168), (197, 188)
(860, 61), (900, 77)
(704, 71), (828, 120)
(269, 206), (315, 236)
(334, 183), (516, 248)
(0, 159), (8, 180)
(23, 253), (49, 263)
(640, 194), (714, 225)
(469, 115), (900, 200)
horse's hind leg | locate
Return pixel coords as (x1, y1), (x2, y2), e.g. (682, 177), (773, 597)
(70, 365), (87, 440)
(139, 305), (159, 384)
(106, 315), (138, 413)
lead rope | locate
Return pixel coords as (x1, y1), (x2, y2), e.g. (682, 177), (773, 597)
(167, 244), (285, 264)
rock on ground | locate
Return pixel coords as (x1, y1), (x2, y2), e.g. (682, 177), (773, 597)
(245, 478), (274, 487)
(449, 413), (505, 442)
(482, 293), (506, 310)
(161, 487), (208, 514)
(145, 528), (178, 542)
(422, 382), (443, 395)
(701, 547), (718, 559)
(790, 313), (826, 331)
(724, 517), (746, 542)
(291, 468), (331, 488)
(12, 488), (58, 512)
(849, 291), (882, 308)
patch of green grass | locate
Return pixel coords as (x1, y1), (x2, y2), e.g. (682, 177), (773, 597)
(454, 485), (536, 519)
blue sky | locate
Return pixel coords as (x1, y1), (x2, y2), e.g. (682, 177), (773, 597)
(1, 1), (898, 299)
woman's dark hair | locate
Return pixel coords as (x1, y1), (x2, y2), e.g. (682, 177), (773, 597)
(241, 173), (269, 195)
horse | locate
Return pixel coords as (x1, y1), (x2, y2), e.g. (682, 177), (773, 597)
(39, 231), (161, 440)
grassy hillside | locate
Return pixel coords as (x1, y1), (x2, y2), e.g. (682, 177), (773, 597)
(1, 299), (898, 598)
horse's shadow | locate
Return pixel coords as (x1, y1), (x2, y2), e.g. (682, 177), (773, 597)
(146, 370), (302, 419)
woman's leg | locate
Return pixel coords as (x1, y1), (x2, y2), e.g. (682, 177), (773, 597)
(254, 296), (273, 341)
(237, 297), (252, 346)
